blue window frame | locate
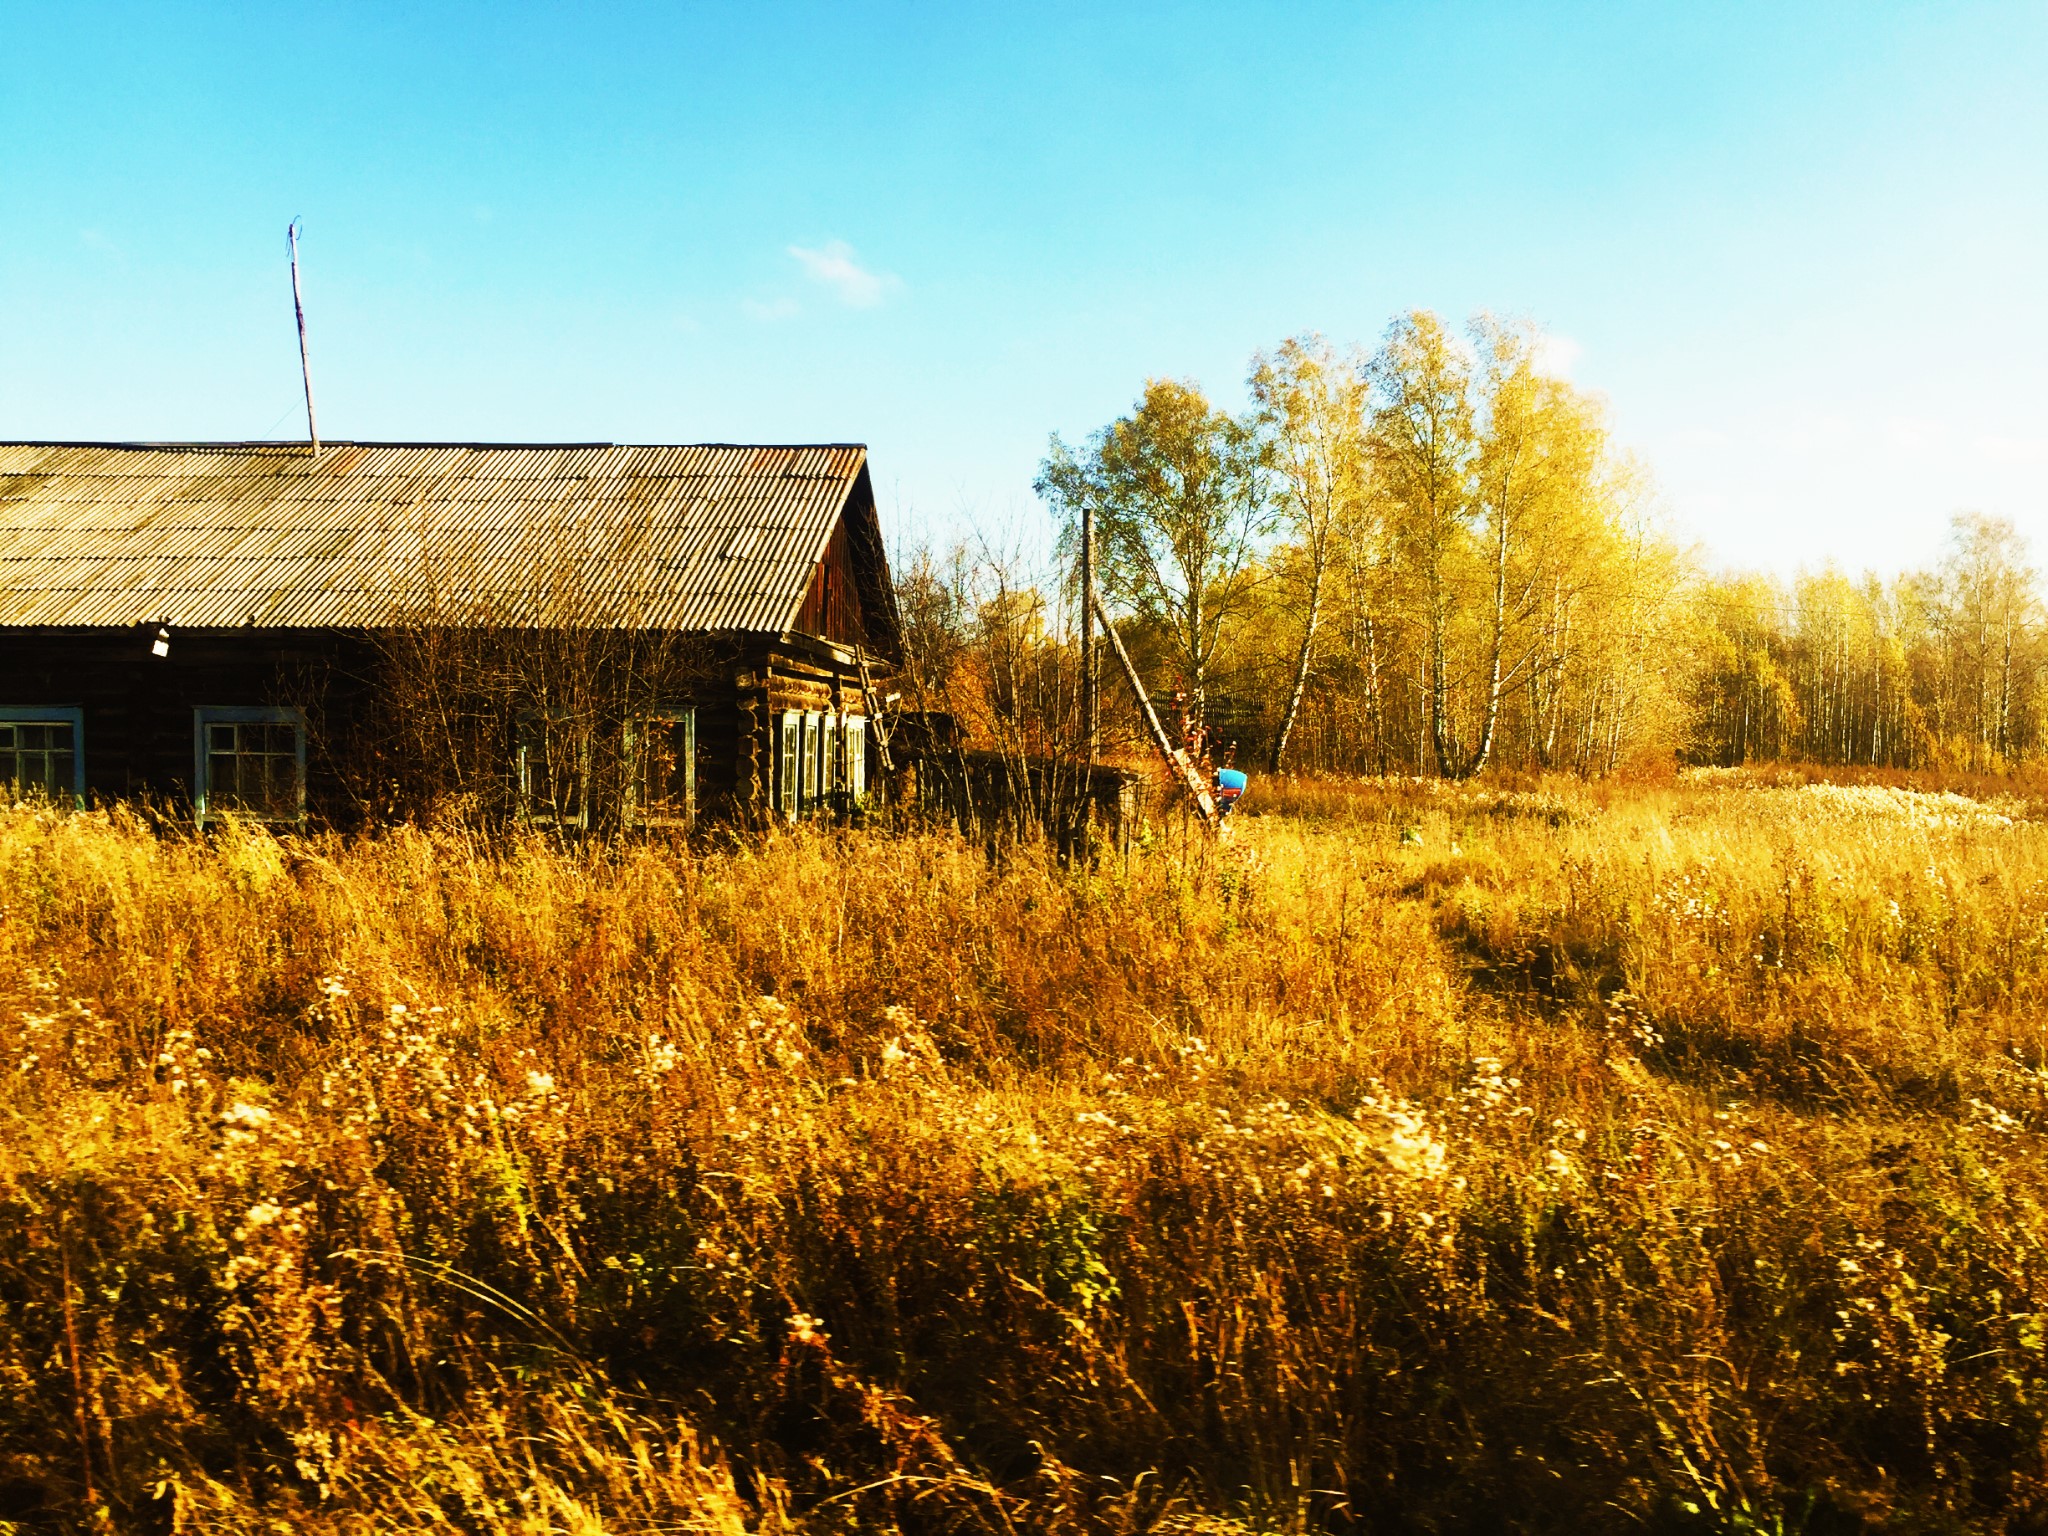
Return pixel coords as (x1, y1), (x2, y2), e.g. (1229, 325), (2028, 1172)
(0, 706), (84, 807)
(194, 706), (306, 824)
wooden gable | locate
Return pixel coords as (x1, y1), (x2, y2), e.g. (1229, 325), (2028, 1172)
(786, 475), (901, 662)
(791, 519), (870, 649)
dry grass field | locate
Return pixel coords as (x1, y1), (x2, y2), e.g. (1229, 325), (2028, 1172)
(6, 773), (2048, 1533)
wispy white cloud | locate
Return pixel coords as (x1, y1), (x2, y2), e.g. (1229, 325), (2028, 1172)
(787, 239), (899, 308)
(741, 295), (801, 323)
(1531, 331), (1582, 379)
(1884, 416), (1949, 453)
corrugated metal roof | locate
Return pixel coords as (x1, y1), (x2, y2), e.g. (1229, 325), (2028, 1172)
(0, 441), (871, 632)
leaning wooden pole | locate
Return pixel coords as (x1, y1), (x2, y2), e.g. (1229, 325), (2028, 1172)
(1080, 499), (1098, 772)
(1089, 582), (1216, 825)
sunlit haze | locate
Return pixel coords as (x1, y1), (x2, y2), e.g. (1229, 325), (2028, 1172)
(5, 2), (2043, 577)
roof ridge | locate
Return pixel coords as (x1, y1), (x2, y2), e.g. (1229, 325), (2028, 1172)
(0, 439), (868, 451)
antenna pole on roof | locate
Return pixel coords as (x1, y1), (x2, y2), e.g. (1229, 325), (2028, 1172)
(287, 218), (320, 455)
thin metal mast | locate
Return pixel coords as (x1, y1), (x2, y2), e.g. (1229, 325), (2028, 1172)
(287, 219), (320, 454)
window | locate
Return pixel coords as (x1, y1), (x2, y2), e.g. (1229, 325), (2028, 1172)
(800, 713), (821, 813)
(628, 709), (696, 826)
(517, 715), (588, 829)
(778, 712), (800, 820)
(845, 715), (867, 801)
(0, 707), (83, 806)
(194, 707), (305, 824)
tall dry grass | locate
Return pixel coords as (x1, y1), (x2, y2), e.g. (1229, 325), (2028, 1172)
(4, 776), (2048, 1531)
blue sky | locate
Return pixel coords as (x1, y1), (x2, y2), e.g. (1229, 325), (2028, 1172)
(4, 2), (2044, 576)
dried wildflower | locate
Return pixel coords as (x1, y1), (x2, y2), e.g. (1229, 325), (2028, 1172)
(219, 1102), (275, 1146)
(1355, 1095), (1449, 1183)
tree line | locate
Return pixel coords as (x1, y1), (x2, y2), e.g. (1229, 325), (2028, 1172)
(1691, 513), (2047, 771)
(893, 307), (2048, 781)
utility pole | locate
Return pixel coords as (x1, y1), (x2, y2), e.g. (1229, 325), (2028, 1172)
(1080, 497), (1098, 772)
(288, 219), (320, 454)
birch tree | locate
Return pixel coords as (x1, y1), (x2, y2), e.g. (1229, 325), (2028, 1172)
(1938, 512), (2036, 769)
(1037, 379), (1271, 730)
(1249, 335), (1370, 772)
(1466, 317), (1606, 777)
(1368, 312), (1479, 775)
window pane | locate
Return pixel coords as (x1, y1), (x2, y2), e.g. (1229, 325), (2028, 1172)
(209, 723), (238, 753)
(635, 730), (664, 812)
(51, 751), (74, 797)
(209, 752), (238, 806)
(268, 752), (302, 818)
(779, 715), (799, 818)
(252, 755), (279, 817)
(661, 721), (687, 808)
(678, 714), (695, 819)
(656, 727), (680, 807)
(531, 744), (555, 813)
